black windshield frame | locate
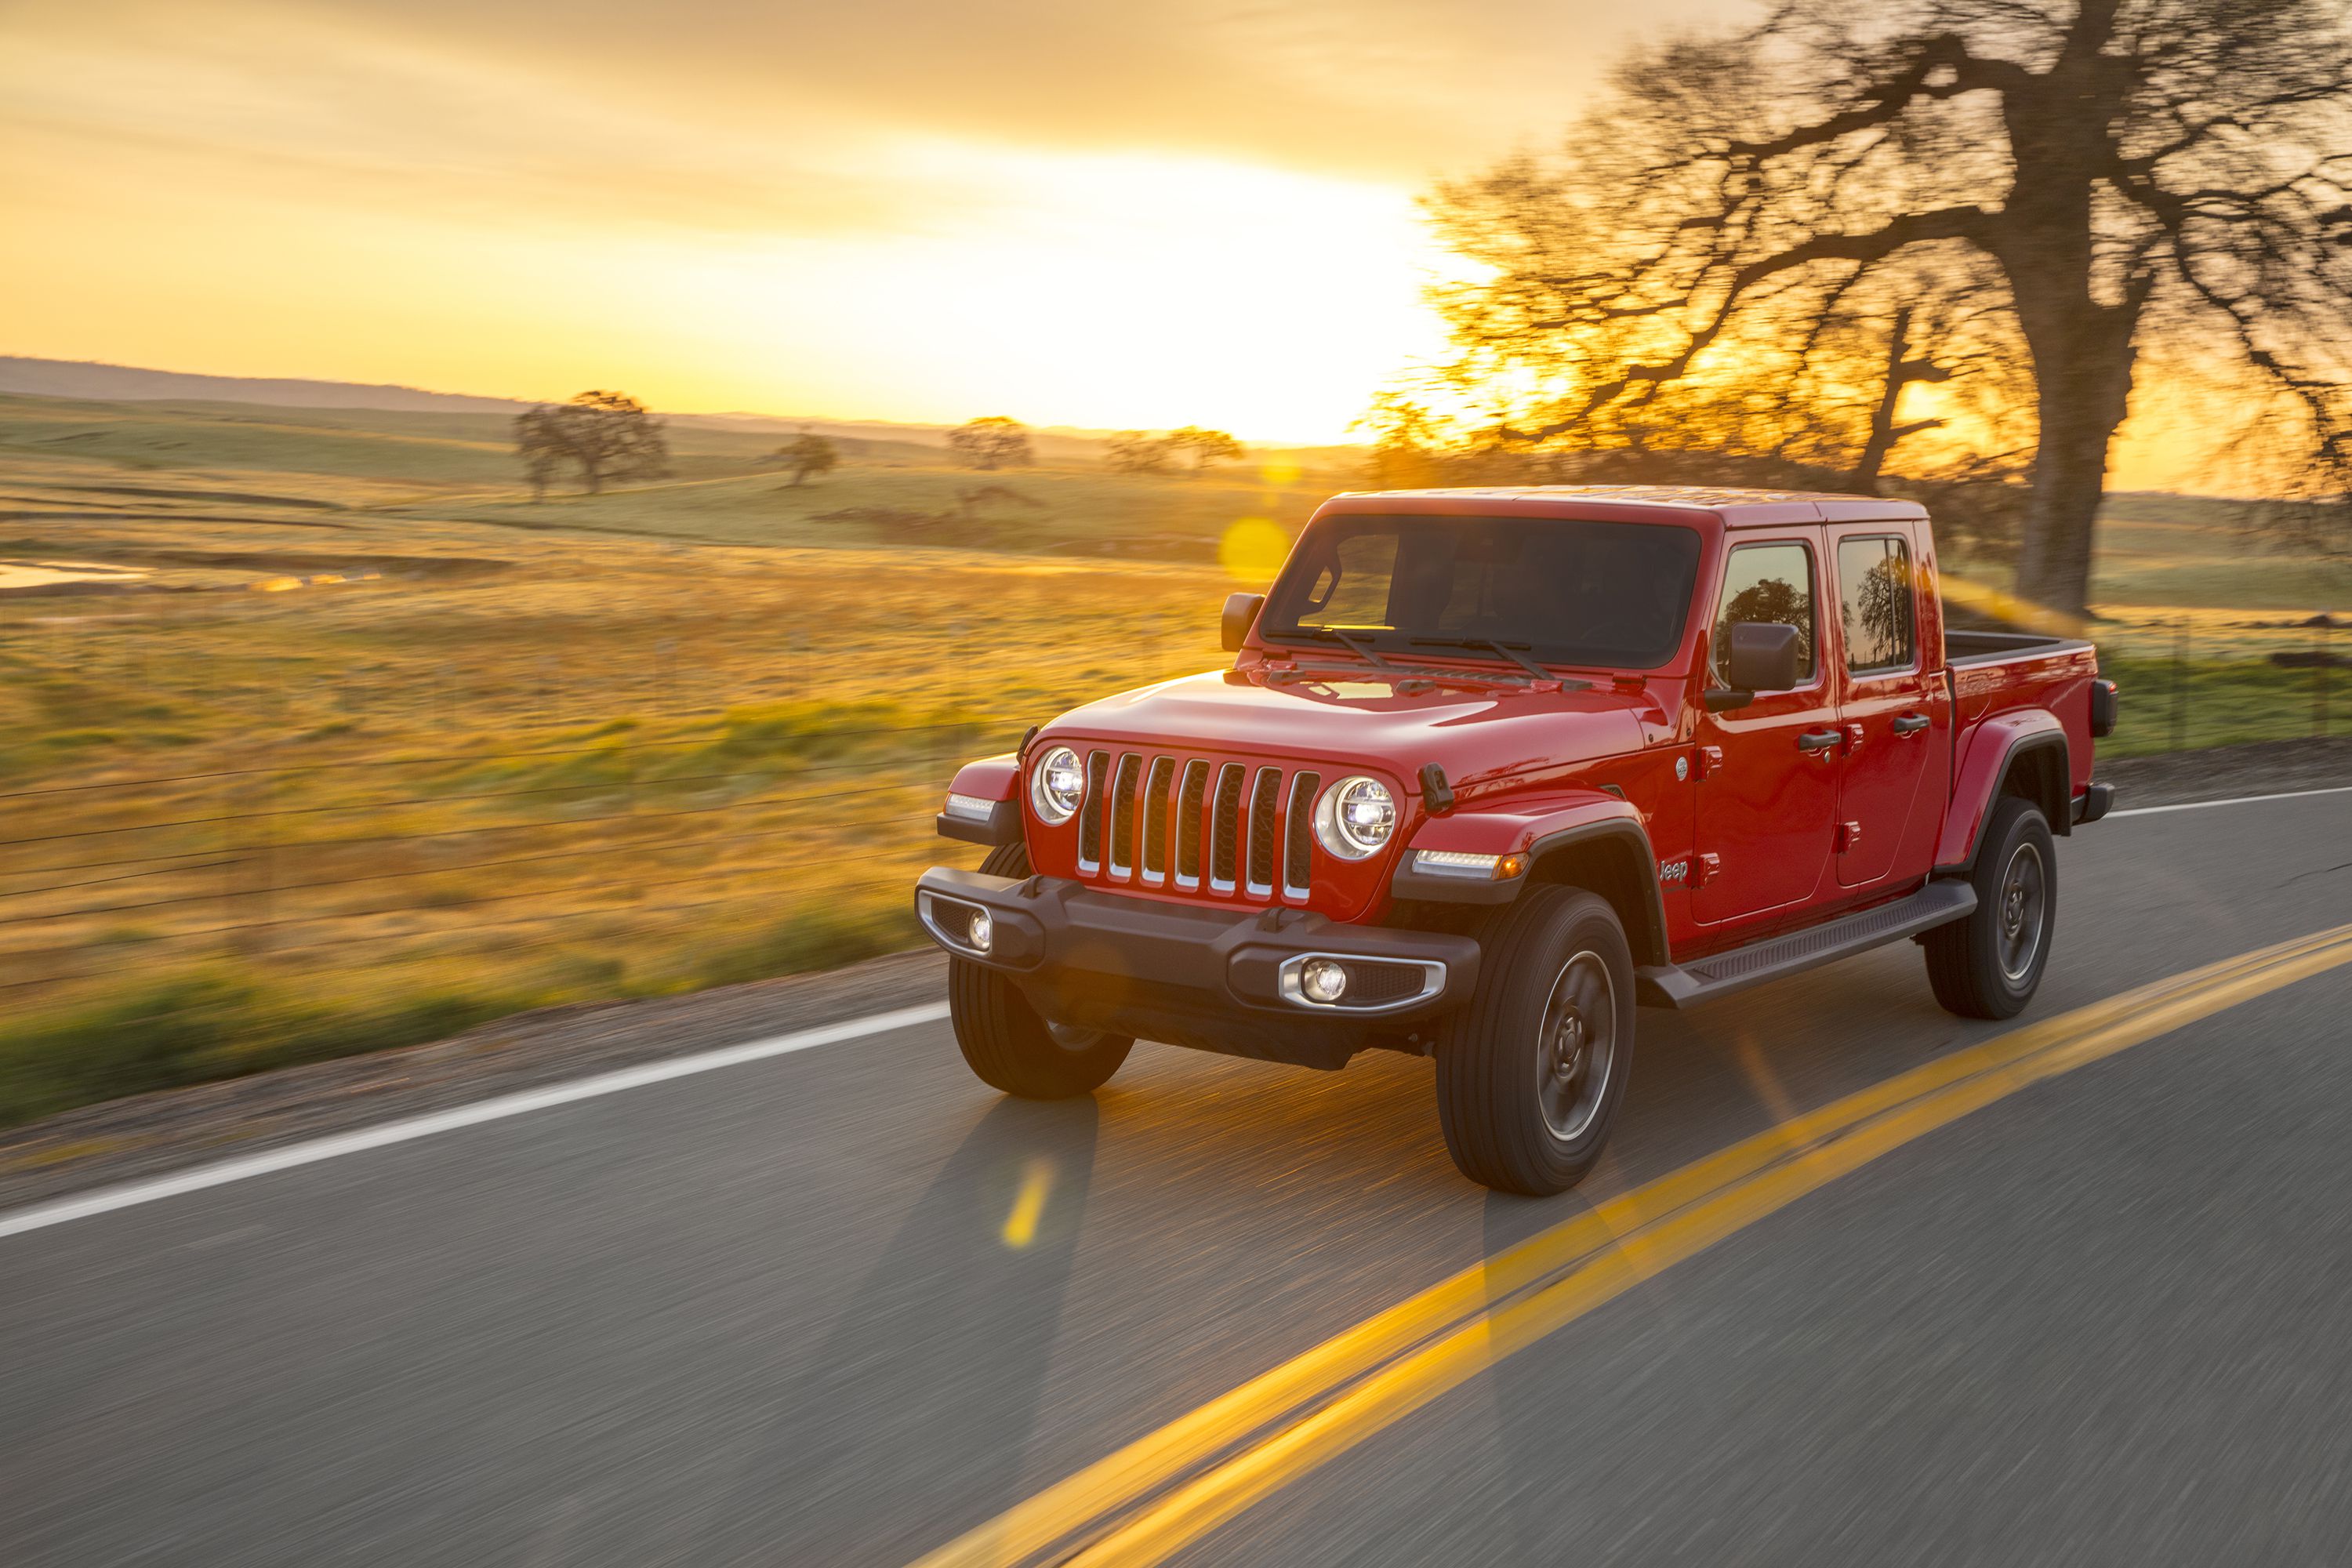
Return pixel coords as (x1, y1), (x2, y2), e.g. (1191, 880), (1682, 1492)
(1258, 514), (1705, 673)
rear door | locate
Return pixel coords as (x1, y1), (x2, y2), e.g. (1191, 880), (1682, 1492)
(1828, 527), (1942, 887)
(1693, 531), (1839, 925)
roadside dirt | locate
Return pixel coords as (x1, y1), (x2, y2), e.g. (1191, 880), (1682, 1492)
(3, 735), (2344, 1214)
(2096, 735), (2350, 808)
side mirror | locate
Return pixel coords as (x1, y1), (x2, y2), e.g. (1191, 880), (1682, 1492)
(1726, 621), (1803, 693)
(1221, 592), (1265, 653)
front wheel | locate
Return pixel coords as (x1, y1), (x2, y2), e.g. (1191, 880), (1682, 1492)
(948, 841), (1132, 1098)
(1436, 887), (1635, 1195)
(1923, 796), (2056, 1020)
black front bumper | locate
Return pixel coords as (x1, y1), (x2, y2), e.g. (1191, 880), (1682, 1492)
(914, 868), (1480, 1069)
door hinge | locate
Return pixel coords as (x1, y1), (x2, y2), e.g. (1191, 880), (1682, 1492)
(1693, 745), (1724, 779)
(1835, 820), (1863, 853)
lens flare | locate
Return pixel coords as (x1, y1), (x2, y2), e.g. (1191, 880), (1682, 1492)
(1218, 517), (1291, 584)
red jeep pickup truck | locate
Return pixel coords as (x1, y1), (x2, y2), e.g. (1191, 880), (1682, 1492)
(917, 486), (2117, 1193)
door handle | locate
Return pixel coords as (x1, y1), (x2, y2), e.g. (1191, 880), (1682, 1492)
(1891, 713), (1931, 735)
(1796, 728), (1842, 753)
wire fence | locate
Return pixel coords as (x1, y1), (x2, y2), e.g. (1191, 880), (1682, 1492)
(2086, 609), (2339, 755)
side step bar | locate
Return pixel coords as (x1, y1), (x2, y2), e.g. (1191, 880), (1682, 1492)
(1635, 880), (1977, 1010)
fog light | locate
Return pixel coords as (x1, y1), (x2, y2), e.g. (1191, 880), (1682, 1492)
(1300, 957), (1347, 1004)
(967, 909), (993, 953)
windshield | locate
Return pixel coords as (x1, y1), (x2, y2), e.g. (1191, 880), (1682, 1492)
(1258, 514), (1704, 670)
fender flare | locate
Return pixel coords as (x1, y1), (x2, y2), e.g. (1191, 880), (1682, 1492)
(938, 752), (1022, 846)
(1935, 714), (2071, 873)
(1394, 791), (1671, 967)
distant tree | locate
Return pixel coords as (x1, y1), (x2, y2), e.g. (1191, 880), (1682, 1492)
(1106, 430), (1174, 474)
(1166, 426), (1243, 474)
(947, 416), (1033, 470)
(514, 407), (565, 502)
(772, 432), (839, 486)
(513, 390), (669, 495)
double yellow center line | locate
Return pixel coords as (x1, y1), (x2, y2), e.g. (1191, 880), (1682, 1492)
(910, 920), (2352, 1568)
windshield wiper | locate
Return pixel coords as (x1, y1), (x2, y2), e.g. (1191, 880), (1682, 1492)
(1265, 628), (1542, 689)
(1409, 636), (1554, 681)
(1283, 626), (1398, 670)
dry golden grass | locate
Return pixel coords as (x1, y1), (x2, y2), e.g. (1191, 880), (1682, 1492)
(0, 401), (1269, 1119)
(0, 390), (2339, 1121)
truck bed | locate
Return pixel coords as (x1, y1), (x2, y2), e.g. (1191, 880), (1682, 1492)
(1940, 622), (2104, 822)
(1944, 628), (2096, 666)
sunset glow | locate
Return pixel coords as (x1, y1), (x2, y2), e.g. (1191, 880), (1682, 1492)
(0, 0), (1747, 441)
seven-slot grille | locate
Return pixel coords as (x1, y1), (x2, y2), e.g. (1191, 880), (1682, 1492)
(1069, 750), (1328, 902)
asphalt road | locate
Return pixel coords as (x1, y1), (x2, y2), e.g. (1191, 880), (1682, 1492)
(3, 791), (2348, 1566)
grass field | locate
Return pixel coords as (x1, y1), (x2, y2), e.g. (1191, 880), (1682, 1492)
(0, 390), (2340, 1125)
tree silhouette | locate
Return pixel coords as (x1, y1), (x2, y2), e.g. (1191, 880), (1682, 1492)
(773, 433), (839, 486)
(1719, 578), (1814, 673)
(1846, 555), (1915, 666)
(947, 416), (1033, 470)
(1166, 426), (1243, 474)
(512, 391), (668, 495)
(1415, 0), (2352, 613)
(1105, 431), (1171, 474)
(514, 408), (564, 503)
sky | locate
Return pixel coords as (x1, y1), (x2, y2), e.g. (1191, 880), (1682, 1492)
(0, 0), (1752, 444)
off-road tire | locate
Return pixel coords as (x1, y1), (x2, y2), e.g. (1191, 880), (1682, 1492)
(1924, 796), (2056, 1020)
(1436, 886), (1635, 1196)
(947, 841), (1133, 1098)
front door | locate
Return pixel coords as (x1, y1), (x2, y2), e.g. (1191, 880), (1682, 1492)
(1830, 528), (1942, 887)
(1693, 532), (1840, 926)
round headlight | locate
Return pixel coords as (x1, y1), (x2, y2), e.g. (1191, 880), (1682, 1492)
(1030, 746), (1085, 824)
(1315, 775), (1396, 859)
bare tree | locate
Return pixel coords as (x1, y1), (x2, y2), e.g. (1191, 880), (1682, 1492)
(946, 416), (1033, 471)
(771, 432), (839, 486)
(1416, 0), (2352, 614)
(513, 390), (669, 495)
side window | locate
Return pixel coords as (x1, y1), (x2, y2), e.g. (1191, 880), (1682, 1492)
(1837, 535), (1916, 673)
(1714, 541), (1816, 681)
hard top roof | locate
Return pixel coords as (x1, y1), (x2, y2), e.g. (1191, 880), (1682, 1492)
(1328, 483), (1927, 527)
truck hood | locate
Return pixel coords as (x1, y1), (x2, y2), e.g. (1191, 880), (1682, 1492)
(1043, 667), (1658, 793)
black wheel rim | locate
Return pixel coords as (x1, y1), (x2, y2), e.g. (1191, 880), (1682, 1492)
(1997, 840), (2046, 983)
(1537, 950), (1617, 1141)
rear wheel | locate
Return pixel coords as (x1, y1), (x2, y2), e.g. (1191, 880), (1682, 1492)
(1924, 796), (2056, 1020)
(948, 842), (1132, 1098)
(1436, 886), (1635, 1195)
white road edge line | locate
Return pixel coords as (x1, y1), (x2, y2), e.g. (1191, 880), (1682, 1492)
(2111, 783), (2352, 818)
(3, 782), (2343, 1243)
(0, 1001), (949, 1243)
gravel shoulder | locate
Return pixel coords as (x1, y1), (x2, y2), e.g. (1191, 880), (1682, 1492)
(3, 735), (2344, 1214)
(2097, 735), (2350, 808)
